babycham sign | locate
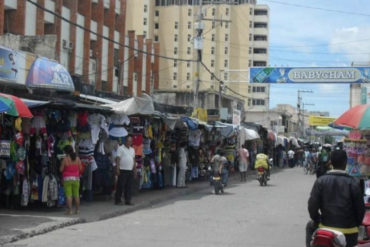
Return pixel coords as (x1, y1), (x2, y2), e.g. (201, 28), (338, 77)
(309, 116), (336, 126)
(250, 67), (370, 83)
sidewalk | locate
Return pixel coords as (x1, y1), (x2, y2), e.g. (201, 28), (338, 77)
(0, 168), (282, 245)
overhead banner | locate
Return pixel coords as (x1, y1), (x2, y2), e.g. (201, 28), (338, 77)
(250, 67), (370, 83)
(309, 115), (336, 126)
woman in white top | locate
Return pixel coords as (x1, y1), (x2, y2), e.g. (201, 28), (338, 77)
(177, 143), (187, 188)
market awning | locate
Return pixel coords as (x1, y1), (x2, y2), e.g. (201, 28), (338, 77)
(79, 94), (118, 105)
(106, 94), (155, 115)
(244, 128), (260, 140)
(21, 98), (50, 108)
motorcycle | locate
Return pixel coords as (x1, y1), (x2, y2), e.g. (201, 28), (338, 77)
(211, 174), (224, 195)
(309, 204), (370, 247)
(256, 166), (267, 186)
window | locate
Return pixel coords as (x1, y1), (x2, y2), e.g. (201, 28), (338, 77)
(154, 35), (159, 42)
(212, 8), (215, 16)
(174, 34), (178, 42)
(173, 72), (177, 80)
(248, 99), (251, 106)
(248, 60), (252, 67)
(188, 21), (191, 29)
(225, 34), (229, 42)
(211, 74), (214, 80)
(224, 72), (228, 80)
(155, 10), (159, 16)
(254, 35), (267, 41)
(187, 34), (191, 42)
(155, 23), (159, 29)
(252, 99), (265, 106)
(174, 47), (177, 55)
(143, 18), (147, 25)
(254, 22), (268, 28)
(187, 62), (190, 68)
(253, 48), (267, 54)
(175, 21), (178, 29)
(253, 61), (267, 66)
(225, 22), (229, 29)
(188, 8), (192, 17)
(248, 86), (251, 93)
(249, 47), (252, 54)
(249, 33), (252, 41)
(254, 9), (268, 15)
(211, 47), (215, 55)
(249, 21), (252, 28)
(174, 60), (177, 67)
(144, 5), (147, 13)
(224, 60), (228, 67)
(187, 47), (191, 55)
(250, 8), (253, 15)
(225, 8), (229, 16)
(211, 60), (214, 67)
(224, 47), (228, 55)
(187, 73), (190, 80)
(212, 21), (215, 28)
(211, 34), (215, 41)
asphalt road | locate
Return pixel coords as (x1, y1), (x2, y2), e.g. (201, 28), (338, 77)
(5, 167), (316, 247)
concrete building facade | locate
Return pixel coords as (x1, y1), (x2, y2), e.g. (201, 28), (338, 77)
(0, 0), (160, 98)
(126, 0), (269, 116)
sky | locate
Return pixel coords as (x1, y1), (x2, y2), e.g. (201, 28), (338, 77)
(257, 0), (370, 117)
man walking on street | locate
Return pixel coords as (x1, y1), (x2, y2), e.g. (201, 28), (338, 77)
(115, 135), (136, 206)
(307, 150), (365, 247)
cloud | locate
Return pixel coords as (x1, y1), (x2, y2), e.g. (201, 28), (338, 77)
(329, 26), (370, 64)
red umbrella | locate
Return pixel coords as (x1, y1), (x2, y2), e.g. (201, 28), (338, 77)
(0, 93), (33, 118)
(332, 104), (370, 130)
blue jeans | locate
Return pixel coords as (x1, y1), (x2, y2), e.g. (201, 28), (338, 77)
(221, 168), (229, 185)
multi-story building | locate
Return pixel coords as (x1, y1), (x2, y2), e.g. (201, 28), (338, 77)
(0, 0), (159, 98)
(126, 0), (269, 117)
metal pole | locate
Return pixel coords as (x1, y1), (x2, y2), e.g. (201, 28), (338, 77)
(193, 0), (203, 111)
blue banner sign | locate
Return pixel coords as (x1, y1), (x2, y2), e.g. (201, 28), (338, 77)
(26, 57), (74, 92)
(250, 67), (370, 83)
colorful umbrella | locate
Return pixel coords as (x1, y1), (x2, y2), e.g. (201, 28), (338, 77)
(0, 99), (10, 113)
(0, 93), (33, 118)
(332, 104), (370, 130)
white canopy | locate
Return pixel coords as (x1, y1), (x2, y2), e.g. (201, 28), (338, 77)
(242, 127), (260, 140)
(106, 94), (155, 115)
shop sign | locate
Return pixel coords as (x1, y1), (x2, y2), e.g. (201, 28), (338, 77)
(308, 115), (336, 126)
(26, 57), (74, 92)
(220, 108), (228, 120)
(232, 109), (241, 125)
(0, 46), (33, 85)
(250, 67), (370, 84)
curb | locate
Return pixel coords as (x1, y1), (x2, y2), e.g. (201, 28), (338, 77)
(0, 218), (85, 246)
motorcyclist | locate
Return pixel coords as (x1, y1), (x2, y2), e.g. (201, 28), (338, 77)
(210, 150), (228, 185)
(306, 150), (365, 247)
(254, 153), (270, 178)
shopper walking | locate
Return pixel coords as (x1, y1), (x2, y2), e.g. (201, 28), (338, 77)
(238, 144), (249, 182)
(177, 143), (187, 188)
(60, 145), (82, 215)
(115, 135), (136, 206)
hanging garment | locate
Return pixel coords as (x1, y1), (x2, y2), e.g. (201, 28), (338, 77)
(88, 113), (108, 145)
(21, 178), (30, 207)
(143, 138), (152, 155)
(31, 115), (47, 136)
(188, 129), (201, 147)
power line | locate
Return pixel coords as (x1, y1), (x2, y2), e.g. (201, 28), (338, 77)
(26, 0), (196, 63)
(262, 0), (370, 17)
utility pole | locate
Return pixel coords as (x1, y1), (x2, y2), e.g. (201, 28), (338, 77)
(193, 0), (204, 111)
(297, 90), (313, 138)
(193, 1), (232, 112)
(302, 102), (314, 138)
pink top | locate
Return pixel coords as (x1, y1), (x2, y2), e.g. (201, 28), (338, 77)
(63, 161), (80, 178)
(239, 148), (249, 164)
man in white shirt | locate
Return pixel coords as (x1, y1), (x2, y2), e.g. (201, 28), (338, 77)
(288, 149), (295, 168)
(115, 135), (136, 206)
